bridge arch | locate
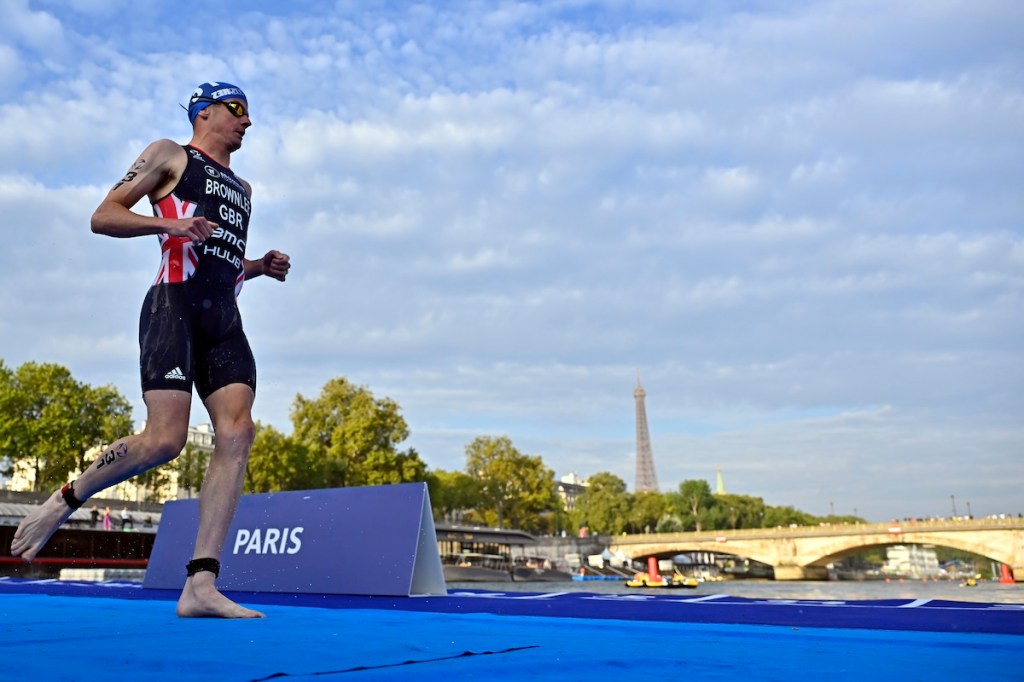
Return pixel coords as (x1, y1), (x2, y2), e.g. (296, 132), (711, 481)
(803, 538), (1005, 569)
(607, 519), (1023, 581)
(626, 542), (777, 569)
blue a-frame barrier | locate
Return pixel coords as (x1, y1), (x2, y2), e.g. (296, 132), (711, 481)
(143, 483), (446, 597)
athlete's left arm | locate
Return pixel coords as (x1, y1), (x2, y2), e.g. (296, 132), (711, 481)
(239, 179), (291, 282)
(244, 251), (290, 281)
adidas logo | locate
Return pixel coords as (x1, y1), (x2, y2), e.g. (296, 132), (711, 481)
(164, 367), (187, 381)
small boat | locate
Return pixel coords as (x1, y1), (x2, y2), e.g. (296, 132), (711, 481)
(442, 553), (512, 582)
(511, 556), (574, 582)
(625, 572), (699, 589)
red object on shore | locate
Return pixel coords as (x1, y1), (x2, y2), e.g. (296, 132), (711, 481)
(999, 564), (1015, 584)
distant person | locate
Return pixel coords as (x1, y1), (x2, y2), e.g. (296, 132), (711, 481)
(89, 505), (99, 528)
(121, 507), (134, 530)
(10, 81), (289, 619)
(102, 506), (112, 531)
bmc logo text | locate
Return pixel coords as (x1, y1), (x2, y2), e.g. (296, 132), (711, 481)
(232, 527), (304, 555)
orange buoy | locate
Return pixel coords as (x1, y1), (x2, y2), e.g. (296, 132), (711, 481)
(647, 556), (660, 582)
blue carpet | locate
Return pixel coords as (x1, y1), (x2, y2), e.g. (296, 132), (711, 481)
(1, 580), (1022, 681)
(2, 577), (1022, 634)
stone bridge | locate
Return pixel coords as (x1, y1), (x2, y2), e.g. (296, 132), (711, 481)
(608, 517), (1024, 581)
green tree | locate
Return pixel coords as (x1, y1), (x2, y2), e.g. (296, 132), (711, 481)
(669, 479), (715, 532)
(0, 360), (132, 490)
(289, 377), (426, 488)
(464, 435), (557, 532)
(820, 514), (865, 525)
(245, 422), (313, 493)
(710, 493), (767, 530)
(135, 453), (174, 502)
(426, 468), (480, 524)
(361, 447), (428, 486)
(574, 471), (630, 535)
(655, 512), (685, 533)
(763, 504), (817, 528)
(173, 442), (211, 498)
(628, 490), (669, 534)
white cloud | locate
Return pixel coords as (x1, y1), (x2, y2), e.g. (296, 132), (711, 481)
(0, 1), (64, 51)
(0, 1), (1020, 521)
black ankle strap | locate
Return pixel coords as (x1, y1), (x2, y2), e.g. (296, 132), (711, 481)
(186, 557), (221, 578)
(60, 481), (85, 510)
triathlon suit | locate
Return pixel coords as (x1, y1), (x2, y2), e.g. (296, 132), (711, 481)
(138, 145), (256, 400)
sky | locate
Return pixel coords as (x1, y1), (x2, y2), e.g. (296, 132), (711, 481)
(0, 0), (1021, 523)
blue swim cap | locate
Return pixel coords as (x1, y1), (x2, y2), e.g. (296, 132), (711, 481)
(187, 81), (247, 124)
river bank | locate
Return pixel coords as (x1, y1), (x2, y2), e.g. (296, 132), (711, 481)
(450, 577), (1024, 603)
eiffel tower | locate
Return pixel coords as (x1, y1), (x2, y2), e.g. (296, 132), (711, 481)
(633, 375), (659, 493)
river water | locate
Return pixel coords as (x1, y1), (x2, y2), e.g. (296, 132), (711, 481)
(449, 579), (1024, 603)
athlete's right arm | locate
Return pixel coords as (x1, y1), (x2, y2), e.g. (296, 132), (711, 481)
(91, 139), (214, 243)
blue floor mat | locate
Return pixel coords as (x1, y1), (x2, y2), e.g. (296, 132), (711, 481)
(1, 579), (1022, 681)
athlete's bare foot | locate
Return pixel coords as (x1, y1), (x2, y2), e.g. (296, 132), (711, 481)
(11, 489), (76, 561)
(177, 574), (265, 618)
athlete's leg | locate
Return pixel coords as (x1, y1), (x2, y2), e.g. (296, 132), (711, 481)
(176, 382), (263, 618)
(11, 390), (191, 561)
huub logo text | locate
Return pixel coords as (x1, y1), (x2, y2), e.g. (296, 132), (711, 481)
(232, 527), (304, 555)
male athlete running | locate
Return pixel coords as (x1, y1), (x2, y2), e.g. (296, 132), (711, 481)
(11, 82), (290, 618)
